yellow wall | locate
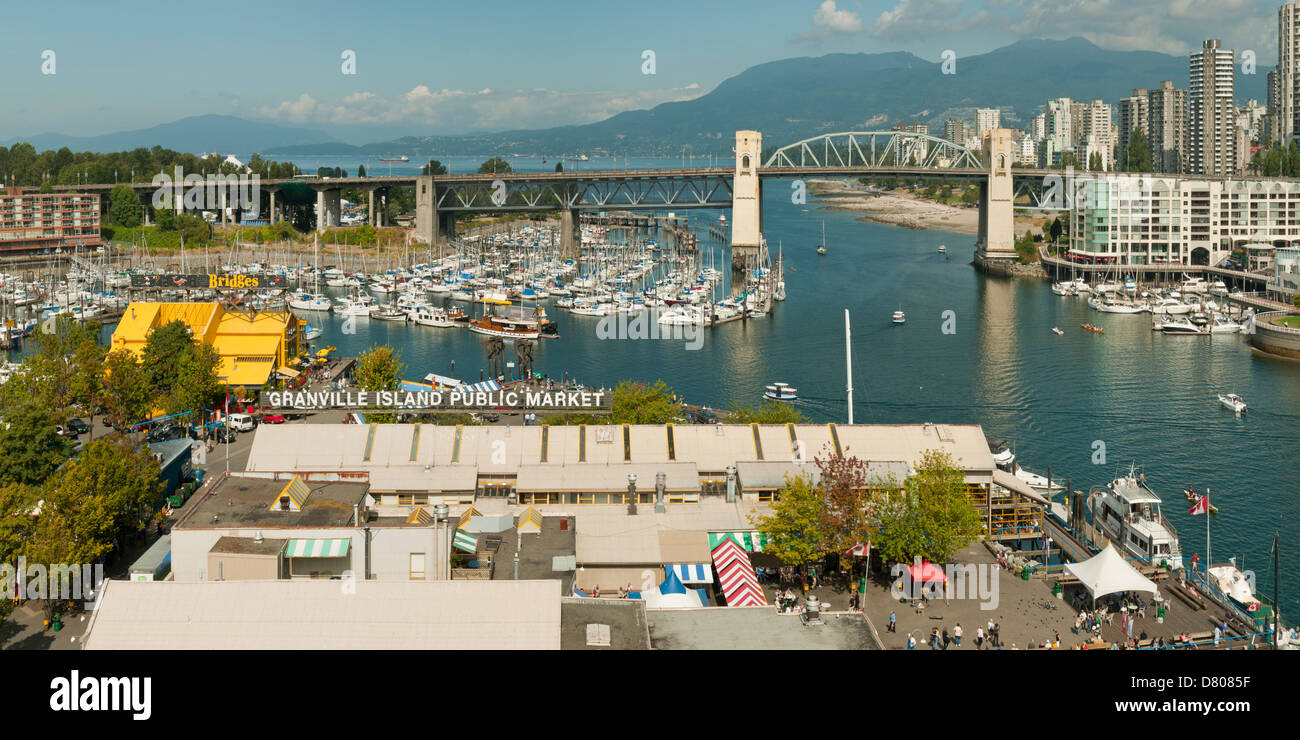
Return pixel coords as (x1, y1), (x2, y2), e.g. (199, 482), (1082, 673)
(111, 302), (301, 387)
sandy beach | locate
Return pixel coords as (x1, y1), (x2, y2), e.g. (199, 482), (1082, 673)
(807, 179), (1044, 237)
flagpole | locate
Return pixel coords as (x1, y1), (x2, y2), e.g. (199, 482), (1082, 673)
(1206, 487), (1211, 574)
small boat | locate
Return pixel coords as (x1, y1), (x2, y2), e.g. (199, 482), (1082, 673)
(1081, 323), (1104, 334)
(370, 307), (408, 322)
(817, 220), (827, 255)
(892, 310), (906, 324)
(303, 324), (324, 340)
(1052, 327), (1064, 335)
(763, 382), (798, 402)
(1218, 393), (1246, 414)
(817, 246), (827, 255)
(1161, 318), (1206, 335)
(1183, 486), (1220, 514)
(937, 245), (947, 254)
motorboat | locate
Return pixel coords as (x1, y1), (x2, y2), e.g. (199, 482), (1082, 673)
(1051, 282), (1076, 296)
(411, 306), (459, 327)
(937, 245), (947, 254)
(1161, 318), (1207, 335)
(1209, 280), (1229, 296)
(1207, 559), (1261, 613)
(892, 310), (906, 324)
(1180, 276), (1209, 294)
(1052, 327), (1064, 335)
(1218, 393), (1246, 414)
(1209, 316), (1241, 334)
(763, 382), (798, 402)
(289, 292), (333, 312)
(989, 440), (1065, 495)
(370, 306), (408, 322)
(1150, 297), (1192, 315)
(1086, 464), (1184, 569)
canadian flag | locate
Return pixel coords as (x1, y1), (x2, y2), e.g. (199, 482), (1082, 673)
(1189, 494), (1210, 516)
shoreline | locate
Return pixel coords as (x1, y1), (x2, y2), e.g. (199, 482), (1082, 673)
(806, 179), (1045, 237)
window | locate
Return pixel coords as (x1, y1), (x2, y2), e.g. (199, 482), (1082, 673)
(409, 553), (426, 580)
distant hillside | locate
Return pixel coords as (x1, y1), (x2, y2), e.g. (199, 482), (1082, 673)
(288, 37), (1270, 157)
(2, 114), (337, 155)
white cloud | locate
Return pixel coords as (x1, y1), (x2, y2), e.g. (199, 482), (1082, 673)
(799, 1), (865, 41)
(871, 0), (989, 39)
(256, 84), (708, 134)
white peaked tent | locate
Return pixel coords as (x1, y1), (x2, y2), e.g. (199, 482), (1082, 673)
(1064, 543), (1159, 602)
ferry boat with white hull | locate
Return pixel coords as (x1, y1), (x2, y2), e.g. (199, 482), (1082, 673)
(1086, 465), (1184, 570)
(763, 382), (797, 402)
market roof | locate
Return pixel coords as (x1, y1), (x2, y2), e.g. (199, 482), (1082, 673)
(83, 579), (564, 650)
(516, 462), (700, 492)
(175, 474), (367, 530)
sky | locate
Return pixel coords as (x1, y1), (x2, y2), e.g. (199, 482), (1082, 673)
(0, 0), (1285, 144)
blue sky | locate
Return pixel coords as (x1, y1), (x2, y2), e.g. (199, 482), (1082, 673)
(0, 0), (1283, 143)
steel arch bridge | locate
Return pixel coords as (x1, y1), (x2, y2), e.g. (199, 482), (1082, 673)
(763, 131), (982, 170)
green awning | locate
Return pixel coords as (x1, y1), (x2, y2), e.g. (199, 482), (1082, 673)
(709, 531), (768, 552)
(286, 538), (350, 558)
(453, 529), (478, 554)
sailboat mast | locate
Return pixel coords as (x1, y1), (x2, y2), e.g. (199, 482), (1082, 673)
(845, 308), (854, 425)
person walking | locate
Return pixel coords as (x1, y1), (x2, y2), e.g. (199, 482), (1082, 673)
(907, 634), (916, 650)
(941, 629), (951, 650)
(976, 625), (984, 650)
(888, 610), (896, 633)
(1213, 625), (1221, 647)
(991, 622), (1000, 648)
(954, 623), (963, 647)
(930, 627), (939, 650)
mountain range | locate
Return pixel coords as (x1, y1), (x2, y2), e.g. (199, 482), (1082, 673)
(4, 39), (1272, 157)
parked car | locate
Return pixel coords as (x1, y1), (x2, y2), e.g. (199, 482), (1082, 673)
(211, 426), (236, 444)
(261, 413), (286, 424)
(66, 418), (90, 436)
(146, 422), (184, 443)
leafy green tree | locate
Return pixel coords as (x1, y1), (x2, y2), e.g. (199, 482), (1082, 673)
(14, 313), (104, 417)
(478, 157), (512, 174)
(726, 399), (809, 424)
(357, 164), (366, 178)
(1059, 152), (1079, 169)
(1088, 151), (1103, 172)
(355, 345), (404, 391)
(555, 162), (564, 172)
(39, 180), (54, 194)
(140, 320), (194, 400)
(0, 398), (69, 486)
(0, 482), (39, 563)
(610, 379), (679, 424)
(748, 473), (826, 568)
(1050, 217), (1064, 243)
(100, 349), (154, 431)
(167, 342), (220, 416)
(814, 454), (887, 559)
(108, 183), (143, 227)
(1123, 128), (1152, 172)
(872, 449), (982, 564)
(960, 187), (979, 206)
(422, 160), (449, 175)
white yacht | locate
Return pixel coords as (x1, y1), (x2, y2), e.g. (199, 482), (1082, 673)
(1161, 318), (1206, 335)
(892, 310), (906, 324)
(990, 441), (1064, 495)
(1150, 297), (1192, 315)
(1207, 559), (1261, 612)
(763, 382), (798, 402)
(1086, 465), (1184, 570)
(1209, 316), (1241, 334)
(411, 306), (459, 328)
(289, 293), (333, 312)
(1218, 393), (1246, 414)
(337, 295), (377, 316)
(1180, 276), (1209, 294)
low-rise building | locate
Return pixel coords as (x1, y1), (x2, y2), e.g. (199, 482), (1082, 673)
(0, 187), (101, 254)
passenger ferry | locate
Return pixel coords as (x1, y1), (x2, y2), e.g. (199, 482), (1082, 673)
(1086, 465), (1184, 570)
(763, 382), (797, 402)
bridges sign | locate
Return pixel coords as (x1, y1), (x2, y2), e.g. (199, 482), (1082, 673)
(130, 273), (288, 289)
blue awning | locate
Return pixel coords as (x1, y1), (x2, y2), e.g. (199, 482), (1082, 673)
(667, 563), (713, 585)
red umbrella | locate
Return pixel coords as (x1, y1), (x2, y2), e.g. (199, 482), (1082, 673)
(907, 560), (949, 583)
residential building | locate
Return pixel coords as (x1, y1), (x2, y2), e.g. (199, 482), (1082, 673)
(1015, 135), (1038, 166)
(1278, 2), (1300, 142)
(1069, 176), (1300, 267)
(1148, 80), (1188, 173)
(943, 117), (968, 146)
(1266, 68), (1281, 145)
(976, 108), (1001, 136)
(0, 187), (101, 254)
(1031, 113), (1047, 141)
(1118, 89), (1150, 161)
(1189, 39), (1237, 175)
(1046, 98), (1074, 153)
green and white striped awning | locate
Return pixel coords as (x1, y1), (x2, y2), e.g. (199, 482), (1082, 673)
(285, 538), (351, 558)
(453, 529), (478, 554)
(709, 531), (768, 552)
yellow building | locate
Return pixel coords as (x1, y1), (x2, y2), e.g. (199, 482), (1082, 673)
(111, 302), (304, 388)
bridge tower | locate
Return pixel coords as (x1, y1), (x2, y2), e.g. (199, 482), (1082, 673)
(975, 128), (1017, 264)
(730, 130), (763, 271)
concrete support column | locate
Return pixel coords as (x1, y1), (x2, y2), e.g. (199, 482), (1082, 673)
(140, 192), (153, 226)
(316, 189), (326, 233)
(559, 209), (580, 260)
(438, 212), (457, 244)
(730, 130), (763, 271)
(976, 128), (1016, 259)
(220, 187), (229, 226)
(269, 189), (277, 223)
(414, 175), (435, 243)
(368, 188), (375, 226)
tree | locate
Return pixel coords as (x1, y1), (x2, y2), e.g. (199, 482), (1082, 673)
(167, 341), (220, 416)
(422, 160), (448, 175)
(13, 313), (104, 417)
(1059, 152), (1079, 169)
(726, 399), (809, 424)
(1088, 151), (1103, 172)
(555, 162), (564, 172)
(108, 183), (143, 227)
(357, 164), (366, 178)
(872, 449), (982, 564)
(355, 345), (404, 391)
(1050, 216), (1064, 243)
(610, 380), (679, 424)
(478, 157), (512, 174)
(100, 350), (153, 431)
(140, 320), (194, 400)
(0, 482), (39, 563)
(1123, 127), (1152, 172)
(0, 397), (70, 486)
(748, 473), (827, 569)
(960, 186), (979, 206)
(815, 454), (887, 558)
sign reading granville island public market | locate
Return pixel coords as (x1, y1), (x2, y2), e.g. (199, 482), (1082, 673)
(260, 388), (612, 413)
(129, 273), (287, 289)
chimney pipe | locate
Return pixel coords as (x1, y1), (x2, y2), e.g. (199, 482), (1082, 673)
(627, 474), (638, 515)
(364, 525), (372, 581)
(655, 471), (666, 514)
(725, 466), (737, 502)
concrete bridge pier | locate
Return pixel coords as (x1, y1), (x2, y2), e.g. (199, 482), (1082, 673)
(730, 130), (763, 271)
(974, 128), (1018, 268)
(559, 209), (580, 260)
(368, 188), (375, 226)
(138, 191), (153, 226)
(315, 187), (341, 233)
(268, 188), (278, 224)
(414, 175), (435, 243)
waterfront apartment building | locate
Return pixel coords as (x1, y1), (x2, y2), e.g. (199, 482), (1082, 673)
(0, 187), (101, 253)
(976, 108), (1001, 136)
(1070, 176), (1300, 267)
(1148, 81), (1188, 173)
(1278, 2), (1300, 142)
(1118, 89), (1150, 163)
(1189, 39), (1238, 176)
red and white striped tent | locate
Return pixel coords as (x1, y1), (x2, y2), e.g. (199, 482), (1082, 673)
(711, 538), (767, 607)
